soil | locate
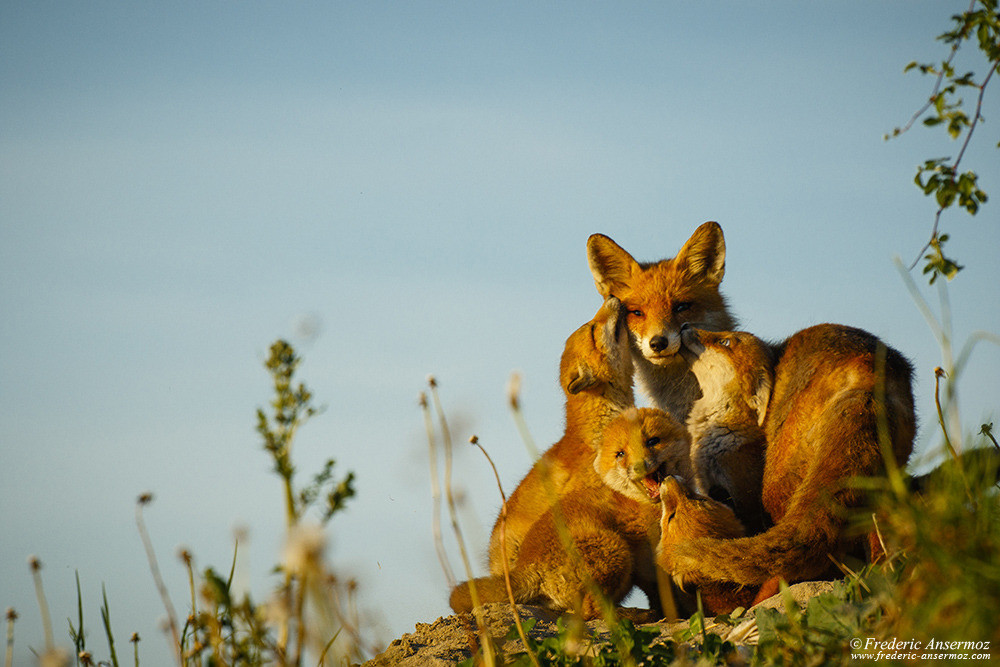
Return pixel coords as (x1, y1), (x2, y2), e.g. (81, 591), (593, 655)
(363, 581), (835, 666)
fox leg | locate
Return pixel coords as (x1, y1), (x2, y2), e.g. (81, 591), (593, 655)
(539, 529), (633, 619)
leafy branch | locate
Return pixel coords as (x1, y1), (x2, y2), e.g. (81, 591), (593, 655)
(256, 340), (354, 528)
(887, 0), (999, 283)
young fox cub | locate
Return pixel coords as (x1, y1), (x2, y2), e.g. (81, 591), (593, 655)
(587, 222), (737, 422)
(656, 476), (760, 615)
(664, 324), (916, 588)
(680, 326), (773, 535)
(488, 297), (634, 576)
(451, 408), (691, 619)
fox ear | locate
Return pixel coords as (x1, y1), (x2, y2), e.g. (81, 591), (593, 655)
(748, 369), (772, 427)
(566, 363), (598, 394)
(675, 221), (726, 286)
(588, 234), (639, 299)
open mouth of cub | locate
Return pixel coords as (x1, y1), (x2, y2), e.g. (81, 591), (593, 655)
(641, 464), (668, 500)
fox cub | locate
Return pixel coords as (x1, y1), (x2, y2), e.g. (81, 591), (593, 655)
(451, 408), (691, 619)
(679, 325), (772, 534)
(488, 296), (634, 576)
(656, 476), (761, 615)
(664, 324), (915, 589)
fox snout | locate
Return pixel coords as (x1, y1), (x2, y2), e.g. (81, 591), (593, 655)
(648, 335), (670, 354)
(639, 328), (683, 360)
(678, 324), (705, 362)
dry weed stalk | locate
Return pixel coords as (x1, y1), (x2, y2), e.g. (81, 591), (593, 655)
(420, 389), (456, 587)
(425, 377), (497, 667)
(469, 435), (542, 667)
(5, 608), (17, 667)
(134, 495), (183, 665)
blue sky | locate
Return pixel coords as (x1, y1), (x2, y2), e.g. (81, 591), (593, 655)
(2, 1), (998, 662)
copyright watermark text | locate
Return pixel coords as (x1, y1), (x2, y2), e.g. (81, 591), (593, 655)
(850, 638), (992, 661)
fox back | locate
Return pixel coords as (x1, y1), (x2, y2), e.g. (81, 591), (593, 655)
(587, 222), (737, 421)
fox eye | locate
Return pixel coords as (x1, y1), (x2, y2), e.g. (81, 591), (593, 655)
(666, 511), (676, 523)
(645, 437), (660, 448)
(673, 302), (692, 314)
(628, 308), (644, 318)
(615, 450), (625, 460)
(720, 338), (731, 347)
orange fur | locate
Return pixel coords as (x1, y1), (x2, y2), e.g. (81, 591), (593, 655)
(680, 327), (773, 534)
(656, 476), (757, 615)
(488, 297), (634, 575)
(667, 324), (915, 588)
(451, 408), (691, 619)
(589, 226), (915, 588)
(587, 222), (737, 422)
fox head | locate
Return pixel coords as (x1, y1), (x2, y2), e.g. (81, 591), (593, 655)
(587, 222), (736, 366)
(594, 408), (691, 504)
(679, 326), (774, 427)
(658, 476), (744, 548)
(558, 296), (633, 400)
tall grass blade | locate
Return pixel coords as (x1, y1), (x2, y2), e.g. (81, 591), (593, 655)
(100, 585), (119, 667)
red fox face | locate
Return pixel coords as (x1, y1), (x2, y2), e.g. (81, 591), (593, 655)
(658, 476), (744, 545)
(679, 326), (774, 427)
(587, 222), (735, 366)
(594, 408), (691, 503)
(559, 296), (632, 398)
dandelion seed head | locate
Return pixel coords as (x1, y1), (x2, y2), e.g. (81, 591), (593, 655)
(283, 523), (327, 577)
(232, 524), (249, 544)
(39, 648), (71, 667)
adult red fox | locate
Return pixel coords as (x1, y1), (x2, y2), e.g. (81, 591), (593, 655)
(588, 225), (915, 589)
(488, 297), (635, 575)
(451, 408), (690, 619)
(587, 222), (737, 423)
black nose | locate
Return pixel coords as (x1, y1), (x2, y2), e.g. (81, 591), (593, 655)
(649, 336), (668, 353)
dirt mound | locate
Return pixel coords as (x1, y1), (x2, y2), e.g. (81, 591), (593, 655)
(364, 581), (835, 666)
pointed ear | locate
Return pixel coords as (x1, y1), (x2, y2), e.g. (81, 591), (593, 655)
(566, 363), (598, 394)
(748, 369), (772, 427)
(675, 221), (726, 286)
(587, 234), (639, 298)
